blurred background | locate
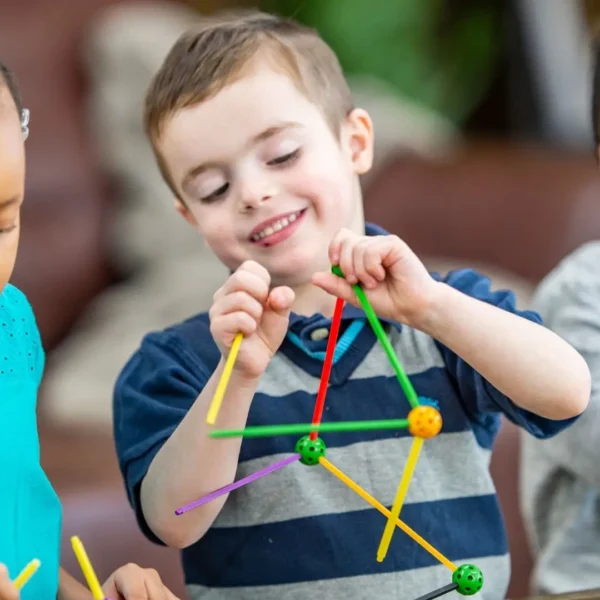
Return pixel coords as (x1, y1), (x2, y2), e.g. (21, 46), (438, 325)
(2, 0), (600, 597)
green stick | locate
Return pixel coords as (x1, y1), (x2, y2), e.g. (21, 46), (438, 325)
(331, 265), (420, 409)
(208, 419), (410, 439)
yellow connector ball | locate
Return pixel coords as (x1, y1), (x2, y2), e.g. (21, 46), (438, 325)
(407, 405), (442, 438)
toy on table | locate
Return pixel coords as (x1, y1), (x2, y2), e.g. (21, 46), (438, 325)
(179, 265), (484, 599)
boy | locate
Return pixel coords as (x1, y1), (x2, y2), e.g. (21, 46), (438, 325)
(0, 62), (179, 600)
(113, 10), (590, 600)
(519, 42), (600, 597)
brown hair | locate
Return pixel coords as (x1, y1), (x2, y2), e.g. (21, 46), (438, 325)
(144, 10), (354, 195)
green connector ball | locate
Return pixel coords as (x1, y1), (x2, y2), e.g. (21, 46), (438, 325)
(452, 564), (484, 596)
(295, 435), (326, 466)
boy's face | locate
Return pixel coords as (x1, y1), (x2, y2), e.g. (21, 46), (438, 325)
(158, 63), (373, 287)
(0, 87), (25, 295)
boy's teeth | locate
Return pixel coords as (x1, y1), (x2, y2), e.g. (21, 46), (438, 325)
(252, 211), (302, 241)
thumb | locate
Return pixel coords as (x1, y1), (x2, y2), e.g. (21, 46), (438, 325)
(311, 271), (358, 306)
(266, 286), (295, 314)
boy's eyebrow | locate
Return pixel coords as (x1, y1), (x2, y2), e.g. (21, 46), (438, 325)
(181, 121), (302, 189)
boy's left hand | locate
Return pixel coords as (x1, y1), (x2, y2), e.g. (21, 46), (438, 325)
(312, 228), (439, 326)
(102, 563), (180, 600)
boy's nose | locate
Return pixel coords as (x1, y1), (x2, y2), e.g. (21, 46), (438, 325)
(238, 182), (276, 212)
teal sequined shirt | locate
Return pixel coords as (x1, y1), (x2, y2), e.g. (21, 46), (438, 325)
(0, 284), (61, 598)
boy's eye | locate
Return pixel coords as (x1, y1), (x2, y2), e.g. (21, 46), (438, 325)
(267, 148), (300, 166)
(0, 224), (17, 235)
(201, 182), (229, 203)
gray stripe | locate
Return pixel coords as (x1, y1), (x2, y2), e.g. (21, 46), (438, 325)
(351, 325), (445, 381)
(258, 324), (445, 397)
(212, 432), (493, 529)
(187, 554), (509, 600)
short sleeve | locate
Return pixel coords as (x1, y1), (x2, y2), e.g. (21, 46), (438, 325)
(522, 243), (600, 487)
(113, 330), (212, 544)
(433, 268), (576, 439)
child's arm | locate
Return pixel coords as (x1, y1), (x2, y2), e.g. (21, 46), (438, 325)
(140, 261), (294, 549)
(521, 245), (600, 485)
(313, 229), (590, 420)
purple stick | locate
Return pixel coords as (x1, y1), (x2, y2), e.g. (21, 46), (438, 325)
(175, 453), (301, 515)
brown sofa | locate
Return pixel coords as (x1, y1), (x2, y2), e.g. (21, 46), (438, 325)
(4, 1), (600, 598)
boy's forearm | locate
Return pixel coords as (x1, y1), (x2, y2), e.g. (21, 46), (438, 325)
(57, 568), (91, 600)
(141, 359), (260, 548)
(414, 282), (591, 419)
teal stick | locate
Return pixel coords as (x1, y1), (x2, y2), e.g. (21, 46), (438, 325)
(208, 419), (410, 439)
(331, 265), (420, 408)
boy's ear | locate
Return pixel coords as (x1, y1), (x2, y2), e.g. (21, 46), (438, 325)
(345, 108), (374, 175)
(174, 198), (198, 226)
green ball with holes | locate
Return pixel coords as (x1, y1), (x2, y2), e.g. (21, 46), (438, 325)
(452, 564), (484, 596)
(295, 435), (326, 466)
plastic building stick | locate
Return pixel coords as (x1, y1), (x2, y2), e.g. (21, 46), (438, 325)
(209, 418), (410, 439)
(377, 436), (424, 562)
(318, 456), (456, 571)
(13, 559), (40, 589)
(175, 454), (300, 515)
(310, 297), (345, 440)
(206, 332), (243, 425)
(331, 265), (420, 409)
(71, 536), (105, 600)
(413, 583), (459, 600)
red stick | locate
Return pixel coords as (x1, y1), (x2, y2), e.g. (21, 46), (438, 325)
(309, 297), (345, 440)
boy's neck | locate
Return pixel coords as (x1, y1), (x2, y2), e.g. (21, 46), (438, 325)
(291, 280), (338, 318)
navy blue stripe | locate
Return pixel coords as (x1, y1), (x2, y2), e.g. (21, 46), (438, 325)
(239, 367), (478, 463)
(181, 494), (507, 587)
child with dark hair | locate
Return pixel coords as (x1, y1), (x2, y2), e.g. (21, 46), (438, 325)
(0, 61), (180, 600)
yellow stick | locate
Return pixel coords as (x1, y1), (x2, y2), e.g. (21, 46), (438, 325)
(207, 332), (243, 425)
(13, 559), (40, 589)
(71, 536), (105, 600)
(377, 436), (424, 562)
(319, 456), (456, 572)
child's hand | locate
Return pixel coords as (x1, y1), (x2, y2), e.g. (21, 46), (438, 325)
(210, 260), (295, 379)
(0, 565), (18, 600)
(102, 563), (180, 599)
(312, 229), (439, 326)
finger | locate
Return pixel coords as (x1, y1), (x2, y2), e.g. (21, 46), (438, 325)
(236, 260), (271, 287)
(0, 569), (19, 600)
(311, 271), (358, 306)
(266, 286), (295, 314)
(0, 565), (18, 600)
(338, 232), (359, 285)
(142, 569), (167, 600)
(109, 564), (148, 600)
(209, 291), (264, 323)
(222, 269), (270, 304)
(211, 311), (258, 342)
(363, 240), (386, 283)
(328, 228), (349, 265)
(353, 240), (379, 289)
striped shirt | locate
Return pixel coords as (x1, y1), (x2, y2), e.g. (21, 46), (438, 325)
(113, 223), (575, 600)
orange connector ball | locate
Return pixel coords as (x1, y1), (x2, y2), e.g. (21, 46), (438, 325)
(407, 405), (442, 438)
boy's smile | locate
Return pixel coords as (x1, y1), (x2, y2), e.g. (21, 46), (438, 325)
(249, 207), (307, 247)
(157, 61), (373, 289)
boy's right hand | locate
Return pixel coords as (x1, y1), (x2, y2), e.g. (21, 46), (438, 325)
(210, 261), (294, 380)
(0, 565), (18, 600)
